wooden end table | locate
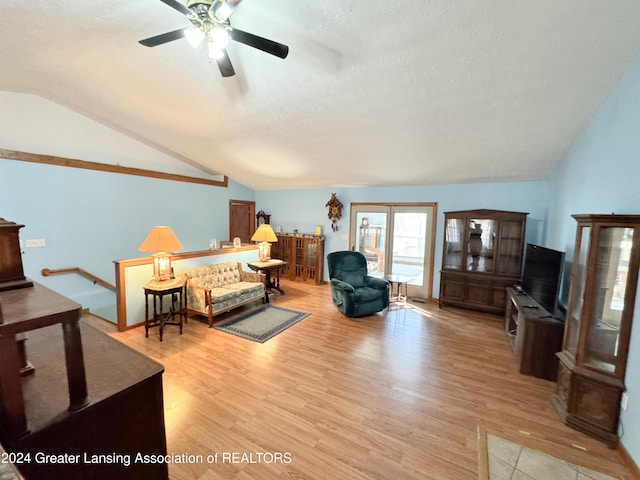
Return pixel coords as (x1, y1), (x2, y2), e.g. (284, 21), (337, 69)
(144, 276), (187, 341)
(248, 260), (287, 295)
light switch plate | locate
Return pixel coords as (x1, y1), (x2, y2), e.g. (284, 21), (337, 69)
(25, 239), (46, 248)
(621, 392), (629, 411)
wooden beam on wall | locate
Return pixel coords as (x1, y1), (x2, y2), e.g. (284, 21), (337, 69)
(0, 148), (228, 187)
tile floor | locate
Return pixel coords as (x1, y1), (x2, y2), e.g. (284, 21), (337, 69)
(487, 433), (618, 480)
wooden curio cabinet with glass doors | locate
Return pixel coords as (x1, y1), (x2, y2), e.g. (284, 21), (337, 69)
(439, 209), (528, 314)
(270, 233), (325, 284)
(552, 214), (640, 447)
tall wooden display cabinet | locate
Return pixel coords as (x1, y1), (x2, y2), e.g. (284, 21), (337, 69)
(552, 214), (640, 446)
(439, 209), (528, 314)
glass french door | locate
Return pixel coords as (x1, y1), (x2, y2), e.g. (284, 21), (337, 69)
(349, 203), (437, 300)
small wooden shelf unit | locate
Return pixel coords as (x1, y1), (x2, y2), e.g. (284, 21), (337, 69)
(271, 233), (325, 284)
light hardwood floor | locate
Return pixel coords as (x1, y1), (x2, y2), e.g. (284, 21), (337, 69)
(90, 280), (637, 480)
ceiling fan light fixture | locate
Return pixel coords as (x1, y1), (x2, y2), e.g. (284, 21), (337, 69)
(184, 27), (204, 47)
(209, 0), (234, 22)
(140, 0), (287, 78)
(207, 42), (224, 59)
(209, 27), (230, 49)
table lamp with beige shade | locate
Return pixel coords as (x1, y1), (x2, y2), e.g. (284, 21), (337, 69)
(139, 226), (183, 281)
(251, 224), (278, 262)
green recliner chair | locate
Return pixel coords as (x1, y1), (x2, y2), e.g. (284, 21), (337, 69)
(327, 251), (390, 317)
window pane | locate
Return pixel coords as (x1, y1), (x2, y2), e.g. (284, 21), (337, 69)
(356, 213), (387, 275)
(391, 212), (427, 286)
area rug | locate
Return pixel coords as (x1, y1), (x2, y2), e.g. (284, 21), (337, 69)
(214, 305), (310, 343)
(478, 426), (624, 480)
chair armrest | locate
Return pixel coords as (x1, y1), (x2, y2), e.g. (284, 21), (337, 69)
(365, 276), (389, 290)
(331, 278), (356, 293)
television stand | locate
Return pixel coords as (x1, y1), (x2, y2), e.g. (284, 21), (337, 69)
(504, 287), (565, 381)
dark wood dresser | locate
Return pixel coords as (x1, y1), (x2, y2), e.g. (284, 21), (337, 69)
(0, 284), (167, 480)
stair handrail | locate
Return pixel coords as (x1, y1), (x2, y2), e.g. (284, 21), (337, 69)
(41, 267), (116, 291)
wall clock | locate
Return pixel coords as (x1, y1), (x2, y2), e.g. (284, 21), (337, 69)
(256, 210), (271, 227)
(325, 193), (343, 232)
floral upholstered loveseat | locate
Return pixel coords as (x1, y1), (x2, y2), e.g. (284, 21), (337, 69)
(180, 262), (266, 327)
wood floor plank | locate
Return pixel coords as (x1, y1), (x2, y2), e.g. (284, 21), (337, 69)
(86, 280), (637, 479)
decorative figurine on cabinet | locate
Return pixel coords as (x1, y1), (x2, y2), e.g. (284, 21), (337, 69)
(325, 193), (343, 232)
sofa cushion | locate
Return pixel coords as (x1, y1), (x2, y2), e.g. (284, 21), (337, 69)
(210, 287), (241, 303)
(223, 281), (264, 297)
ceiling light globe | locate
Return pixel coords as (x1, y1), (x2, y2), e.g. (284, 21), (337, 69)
(214, 4), (233, 21)
(185, 27), (204, 48)
(208, 42), (224, 59)
(210, 28), (230, 49)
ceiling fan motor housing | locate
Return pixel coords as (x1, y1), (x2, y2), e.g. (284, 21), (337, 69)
(186, 0), (214, 7)
(186, 1), (214, 21)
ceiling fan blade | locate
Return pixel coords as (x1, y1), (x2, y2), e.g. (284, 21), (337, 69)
(158, 0), (192, 17)
(230, 28), (289, 59)
(210, 0), (243, 22)
(139, 28), (187, 47)
(216, 49), (236, 77)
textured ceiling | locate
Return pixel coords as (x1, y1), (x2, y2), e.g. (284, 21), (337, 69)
(2, 1), (640, 190)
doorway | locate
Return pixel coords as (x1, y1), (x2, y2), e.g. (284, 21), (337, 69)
(349, 203), (437, 300)
(229, 200), (255, 243)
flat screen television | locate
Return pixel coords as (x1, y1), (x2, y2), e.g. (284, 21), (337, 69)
(521, 243), (565, 315)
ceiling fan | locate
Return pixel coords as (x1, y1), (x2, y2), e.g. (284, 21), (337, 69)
(139, 0), (289, 77)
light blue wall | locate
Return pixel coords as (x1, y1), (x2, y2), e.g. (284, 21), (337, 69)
(0, 158), (254, 320)
(256, 180), (549, 295)
(547, 53), (640, 464)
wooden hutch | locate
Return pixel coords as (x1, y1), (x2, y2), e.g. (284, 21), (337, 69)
(439, 209), (528, 315)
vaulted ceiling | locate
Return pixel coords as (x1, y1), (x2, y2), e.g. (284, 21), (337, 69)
(2, 1), (640, 190)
